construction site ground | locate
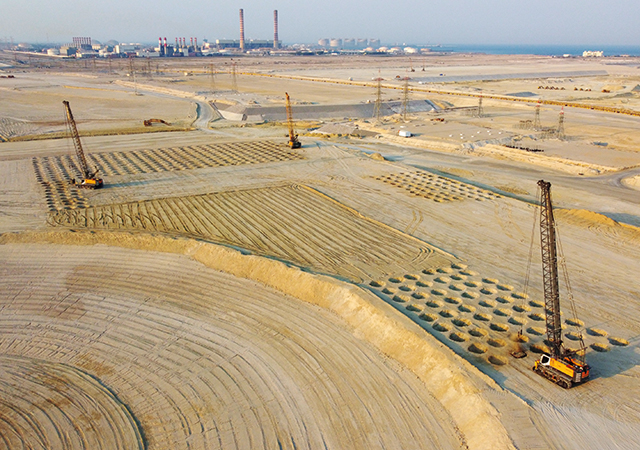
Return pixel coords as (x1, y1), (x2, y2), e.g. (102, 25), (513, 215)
(1, 52), (639, 450)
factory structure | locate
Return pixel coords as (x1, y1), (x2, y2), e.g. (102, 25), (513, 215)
(146, 9), (281, 57)
(213, 9), (280, 51)
(317, 38), (380, 50)
(27, 9), (434, 59)
(38, 9), (282, 59)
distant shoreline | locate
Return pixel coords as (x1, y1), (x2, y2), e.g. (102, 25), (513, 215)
(444, 44), (640, 57)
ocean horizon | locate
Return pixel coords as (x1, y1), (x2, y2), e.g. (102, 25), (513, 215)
(443, 44), (640, 57)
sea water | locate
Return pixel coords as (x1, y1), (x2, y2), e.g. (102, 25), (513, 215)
(446, 44), (640, 57)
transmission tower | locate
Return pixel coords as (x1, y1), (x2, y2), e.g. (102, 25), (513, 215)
(373, 71), (384, 122)
(401, 76), (411, 121)
(556, 107), (565, 140)
(476, 93), (484, 118)
(231, 62), (238, 92)
(209, 63), (216, 92)
(128, 56), (139, 96)
(533, 100), (542, 130)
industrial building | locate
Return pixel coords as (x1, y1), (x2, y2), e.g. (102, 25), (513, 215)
(317, 38), (378, 50)
(151, 9), (281, 56)
(215, 39), (279, 50)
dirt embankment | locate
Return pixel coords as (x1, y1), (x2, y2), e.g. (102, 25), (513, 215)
(622, 174), (640, 191)
(0, 229), (516, 450)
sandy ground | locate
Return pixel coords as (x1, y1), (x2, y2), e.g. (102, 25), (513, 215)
(0, 242), (464, 450)
(1, 53), (640, 450)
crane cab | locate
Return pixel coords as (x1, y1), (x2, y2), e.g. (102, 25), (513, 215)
(72, 177), (103, 189)
(534, 353), (590, 388)
(288, 136), (301, 149)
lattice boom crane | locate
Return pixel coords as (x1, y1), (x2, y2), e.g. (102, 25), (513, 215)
(285, 92), (301, 149)
(63, 100), (103, 189)
(532, 180), (589, 388)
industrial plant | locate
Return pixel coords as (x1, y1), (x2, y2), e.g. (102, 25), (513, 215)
(4, 9), (432, 59)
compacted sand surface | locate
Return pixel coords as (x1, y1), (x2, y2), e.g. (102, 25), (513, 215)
(0, 243), (466, 450)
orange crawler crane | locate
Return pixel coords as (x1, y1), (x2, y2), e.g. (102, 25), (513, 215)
(62, 100), (103, 189)
(532, 180), (590, 388)
(285, 92), (301, 149)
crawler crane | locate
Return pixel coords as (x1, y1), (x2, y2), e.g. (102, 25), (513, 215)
(285, 92), (301, 149)
(63, 101), (103, 189)
(532, 180), (590, 388)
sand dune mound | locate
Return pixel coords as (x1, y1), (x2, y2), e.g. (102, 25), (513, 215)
(557, 209), (618, 227)
(556, 209), (640, 243)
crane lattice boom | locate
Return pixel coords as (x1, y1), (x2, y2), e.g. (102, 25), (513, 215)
(538, 180), (563, 358)
(63, 100), (90, 178)
(62, 100), (103, 189)
(285, 92), (301, 149)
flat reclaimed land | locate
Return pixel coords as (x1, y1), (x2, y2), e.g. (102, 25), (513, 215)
(1, 51), (640, 450)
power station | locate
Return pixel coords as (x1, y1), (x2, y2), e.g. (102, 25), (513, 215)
(154, 9), (281, 57)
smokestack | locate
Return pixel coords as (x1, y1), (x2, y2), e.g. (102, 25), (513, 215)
(175, 37), (178, 49)
(239, 8), (245, 52)
(164, 37), (167, 55)
(190, 37), (193, 48)
(273, 10), (278, 49)
(195, 37), (198, 50)
(159, 37), (163, 56)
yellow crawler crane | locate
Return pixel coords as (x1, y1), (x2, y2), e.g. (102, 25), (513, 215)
(532, 180), (590, 388)
(285, 92), (301, 149)
(62, 100), (103, 189)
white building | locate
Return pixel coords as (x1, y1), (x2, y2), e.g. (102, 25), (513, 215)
(136, 50), (160, 58)
(115, 44), (137, 54)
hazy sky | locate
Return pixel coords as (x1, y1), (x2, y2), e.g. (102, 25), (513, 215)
(3, 0), (639, 46)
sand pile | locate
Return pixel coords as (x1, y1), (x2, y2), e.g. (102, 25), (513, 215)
(622, 174), (640, 190)
(556, 208), (640, 243)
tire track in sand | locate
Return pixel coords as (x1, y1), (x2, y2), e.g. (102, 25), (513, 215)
(0, 244), (462, 450)
(48, 184), (454, 282)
